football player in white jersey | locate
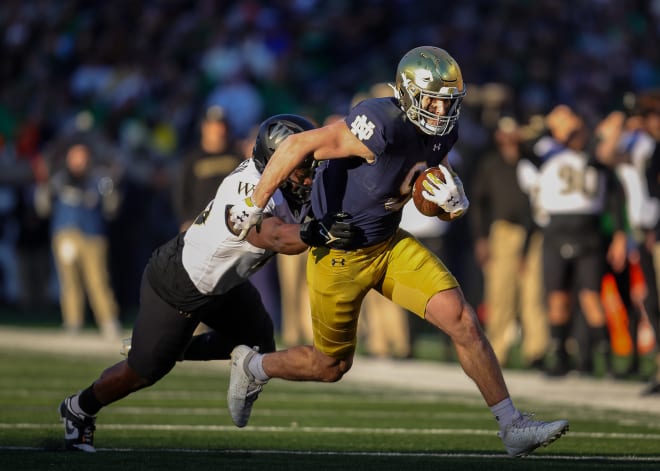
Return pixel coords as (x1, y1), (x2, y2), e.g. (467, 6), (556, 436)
(57, 114), (356, 452)
(519, 105), (628, 377)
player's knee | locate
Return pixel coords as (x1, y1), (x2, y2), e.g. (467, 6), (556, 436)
(124, 358), (173, 388)
(426, 288), (481, 341)
(99, 360), (153, 395)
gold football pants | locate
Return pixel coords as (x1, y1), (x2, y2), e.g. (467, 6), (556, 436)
(306, 228), (458, 358)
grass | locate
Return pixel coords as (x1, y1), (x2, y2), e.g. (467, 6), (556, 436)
(1, 338), (660, 471)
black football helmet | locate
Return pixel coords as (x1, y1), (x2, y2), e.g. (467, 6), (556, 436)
(394, 46), (466, 136)
(252, 114), (317, 203)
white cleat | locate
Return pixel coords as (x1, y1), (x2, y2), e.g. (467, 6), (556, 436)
(227, 345), (267, 427)
(499, 413), (569, 457)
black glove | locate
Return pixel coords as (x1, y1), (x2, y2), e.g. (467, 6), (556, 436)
(300, 212), (355, 249)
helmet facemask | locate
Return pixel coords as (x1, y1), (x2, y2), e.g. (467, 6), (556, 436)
(280, 157), (317, 204)
(394, 46), (467, 136)
(401, 83), (465, 135)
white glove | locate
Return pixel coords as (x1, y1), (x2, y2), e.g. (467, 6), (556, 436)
(421, 165), (469, 217)
(229, 196), (264, 240)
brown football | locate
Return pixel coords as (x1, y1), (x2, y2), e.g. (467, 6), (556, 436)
(412, 167), (451, 219)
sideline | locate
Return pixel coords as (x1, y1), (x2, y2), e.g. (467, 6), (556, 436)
(1, 325), (658, 415)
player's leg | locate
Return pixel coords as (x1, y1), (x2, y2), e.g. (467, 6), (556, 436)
(59, 272), (199, 451)
(519, 231), (549, 368)
(227, 241), (382, 427)
(260, 242), (384, 380)
(381, 231), (508, 406)
(384, 230), (568, 457)
(484, 220), (524, 366)
(576, 249), (612, 376)
(187, 281), (276, 360)
(543, 238), (573, 376)
(52, 229), (85, 333)
(78, 234), (121, 340)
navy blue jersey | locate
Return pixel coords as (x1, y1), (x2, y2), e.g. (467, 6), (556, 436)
(311, 97), (458, 248)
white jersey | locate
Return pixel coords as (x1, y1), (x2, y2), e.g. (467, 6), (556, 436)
(617, 130), (659, 231)
(533, 138), (607, 215)
(181, 158), (307, 295)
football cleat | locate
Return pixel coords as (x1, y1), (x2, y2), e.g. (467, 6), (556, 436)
(498, 413), (568, 457)
(227, 345), (267, 427)
(59, 395), (97, 452)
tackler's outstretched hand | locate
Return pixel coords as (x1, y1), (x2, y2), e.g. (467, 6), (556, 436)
(229, 196), (264, 239)
(421, 164), (469, 217)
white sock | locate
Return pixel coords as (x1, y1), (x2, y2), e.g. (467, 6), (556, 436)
(490, 398), (520, 431)
(247, 353), (270, 382)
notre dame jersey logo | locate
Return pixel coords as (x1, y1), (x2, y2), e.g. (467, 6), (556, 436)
(349, 114), (375, 141)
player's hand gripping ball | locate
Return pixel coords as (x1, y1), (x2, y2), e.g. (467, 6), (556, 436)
(412, 167), (450, 218)
(413, 165), (470, 221)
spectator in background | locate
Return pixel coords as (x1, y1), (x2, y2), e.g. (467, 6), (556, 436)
(277, 241), (313, 348)
(518, 105), (628, 377)
(621, 90), (660, 394)
(175, 105), (243, 233)
(358, 290), (411, 359)
(470, 117), (548, 370)
(35, 142), (122, 339)
(0, 130), (52, 311)
(596, 106), (658, 380)
(14, 182), (52, 312)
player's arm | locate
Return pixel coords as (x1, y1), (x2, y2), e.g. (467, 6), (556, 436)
(246, 216), (307, 255)
(230, 120), (371, 239)
(245, 212), (358, 253)
(251, 120), (372, 208)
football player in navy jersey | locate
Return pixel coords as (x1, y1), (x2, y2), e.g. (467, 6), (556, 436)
(57, 114), (356, 452)
(228, 46), (568, 457)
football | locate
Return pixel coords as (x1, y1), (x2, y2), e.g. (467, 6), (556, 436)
(412, 167), (450, 219)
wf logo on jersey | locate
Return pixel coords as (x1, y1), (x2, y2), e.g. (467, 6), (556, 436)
(350, 115), (375, 141)
(237, 181), (255, 196)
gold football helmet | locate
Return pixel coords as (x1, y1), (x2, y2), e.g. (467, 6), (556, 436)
(394, 46), (466, 136)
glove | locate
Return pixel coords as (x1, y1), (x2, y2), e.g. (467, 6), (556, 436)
(229, 196), (264, 240)
(421, 164), (469, 217)
(300, 212), (356, 250)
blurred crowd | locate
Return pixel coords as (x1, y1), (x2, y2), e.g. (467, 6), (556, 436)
(0, 1), (659, 378)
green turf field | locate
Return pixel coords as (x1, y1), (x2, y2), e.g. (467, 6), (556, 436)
(1, 344), (659, 471)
